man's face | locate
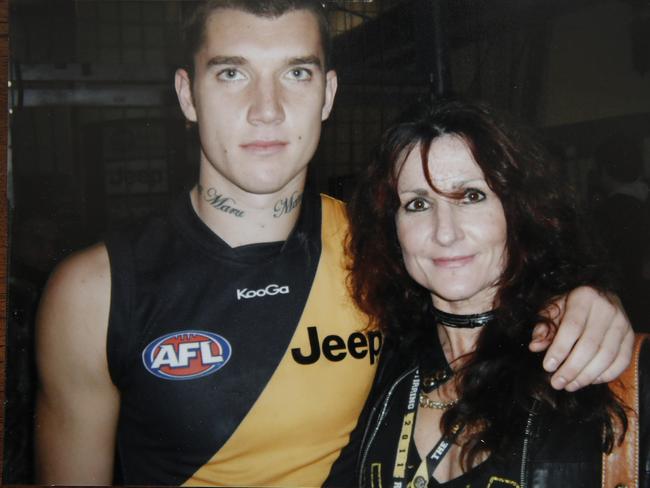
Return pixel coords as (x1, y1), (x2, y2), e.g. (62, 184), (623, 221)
(175, 8), (337, 196)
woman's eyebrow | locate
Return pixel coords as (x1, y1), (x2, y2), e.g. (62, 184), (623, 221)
(398, 188), (430, 196)
(432, 177), (486, 188)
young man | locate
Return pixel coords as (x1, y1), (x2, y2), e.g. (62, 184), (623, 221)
(34, 1), (634, 486)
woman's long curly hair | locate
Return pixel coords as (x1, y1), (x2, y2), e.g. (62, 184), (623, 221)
(347, 98), (627, 470)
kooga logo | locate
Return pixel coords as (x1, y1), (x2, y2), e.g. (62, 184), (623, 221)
(237, 284), (290, 300)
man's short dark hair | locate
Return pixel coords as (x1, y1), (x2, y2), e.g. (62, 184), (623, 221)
(181, 0), (332, 78)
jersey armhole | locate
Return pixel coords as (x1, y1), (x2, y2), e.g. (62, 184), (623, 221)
(104, 232), (136, 388)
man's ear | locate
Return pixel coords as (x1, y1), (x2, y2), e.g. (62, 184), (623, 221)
(321, 70), (338, 121)
(175, 68), (198, 123)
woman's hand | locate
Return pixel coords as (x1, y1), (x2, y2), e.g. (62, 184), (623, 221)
(529, 286), (634, 391)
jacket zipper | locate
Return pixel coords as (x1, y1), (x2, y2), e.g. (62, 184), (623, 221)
(519, 399), (539, 488)
(357, 366), (418, 488)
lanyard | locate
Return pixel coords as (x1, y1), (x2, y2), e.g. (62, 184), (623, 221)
(409, 423), (462, 488)
(392, 368), (461, 488)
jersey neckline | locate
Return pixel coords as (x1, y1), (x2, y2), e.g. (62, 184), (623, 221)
(171, 186), (322, 264)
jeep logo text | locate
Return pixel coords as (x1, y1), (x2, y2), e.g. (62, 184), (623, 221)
(291, 326), (382, 365)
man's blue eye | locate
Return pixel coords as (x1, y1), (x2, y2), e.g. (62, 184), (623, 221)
(288, 68), (312, 80)
(217, 69), (244, 81)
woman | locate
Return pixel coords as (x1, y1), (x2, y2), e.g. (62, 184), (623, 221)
(347, 99), (648, 487)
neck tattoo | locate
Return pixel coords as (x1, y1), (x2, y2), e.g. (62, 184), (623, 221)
(273, 191), (303, 218)
(201, 186), (245, 218)
(432, 306), (497, 329)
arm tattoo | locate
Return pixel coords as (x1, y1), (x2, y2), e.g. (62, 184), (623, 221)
(273, 192), (303, 218)
(203, 187), (245, 218)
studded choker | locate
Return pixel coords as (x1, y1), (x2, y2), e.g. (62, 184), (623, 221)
(432, 307), (497, 328)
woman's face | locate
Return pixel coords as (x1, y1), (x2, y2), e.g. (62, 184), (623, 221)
(395, 134), (507, 314)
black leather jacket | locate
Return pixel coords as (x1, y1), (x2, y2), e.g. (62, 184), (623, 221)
(349, 334), (650, 488)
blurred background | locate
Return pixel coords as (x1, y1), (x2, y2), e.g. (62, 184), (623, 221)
(4, 0), (650, 482)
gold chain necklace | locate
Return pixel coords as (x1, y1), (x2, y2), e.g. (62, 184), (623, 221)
(418, 392), (458, 410)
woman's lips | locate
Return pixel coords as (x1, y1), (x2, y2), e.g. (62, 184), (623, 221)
(433, 255), (475, 268)
(240, 140), (288, 155)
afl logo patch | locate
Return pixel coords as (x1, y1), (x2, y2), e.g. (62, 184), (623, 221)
(142, 330), (231, 380)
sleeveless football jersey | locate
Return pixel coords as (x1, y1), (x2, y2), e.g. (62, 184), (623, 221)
(106, 189), (379, 486)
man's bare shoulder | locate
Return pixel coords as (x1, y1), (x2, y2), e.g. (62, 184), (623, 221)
(37, 243), (111, 367)
(42, 243), (110, 306)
